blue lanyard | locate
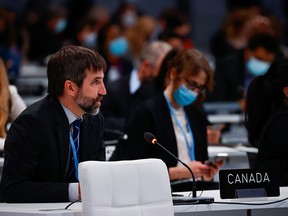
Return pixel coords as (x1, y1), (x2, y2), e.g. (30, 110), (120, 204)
(69, 133), (79, 181)
(164, 93), (195, 161)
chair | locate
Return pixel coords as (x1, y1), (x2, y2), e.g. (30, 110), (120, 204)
(78, 159), (174, 216)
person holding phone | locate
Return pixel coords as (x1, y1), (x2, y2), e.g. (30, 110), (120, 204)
(120, 49), (224, 181)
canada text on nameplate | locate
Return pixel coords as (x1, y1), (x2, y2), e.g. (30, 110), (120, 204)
(219, 169), (280, 199)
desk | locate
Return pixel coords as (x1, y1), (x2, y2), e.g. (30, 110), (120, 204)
(0, 187), (287, 216)
(208, 145), (251, 169)
(208, 145), (253, 182)
(174, 187), (288, 216)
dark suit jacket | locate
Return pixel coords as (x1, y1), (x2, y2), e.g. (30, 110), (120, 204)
(207, 50), (245, 102)
(255, 108), (288, 186)
(0, 95), (105, 203)
(101, 74), (157, 131)
(119, 94), (209, 168)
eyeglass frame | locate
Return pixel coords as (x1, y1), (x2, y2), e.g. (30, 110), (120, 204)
(183, 77), (207, 94)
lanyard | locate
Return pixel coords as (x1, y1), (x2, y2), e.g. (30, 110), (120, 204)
(69, 133), (79, 181)
(164, 93), (195, 161)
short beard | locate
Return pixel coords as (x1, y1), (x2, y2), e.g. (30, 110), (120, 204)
(75, 97), (99, 115)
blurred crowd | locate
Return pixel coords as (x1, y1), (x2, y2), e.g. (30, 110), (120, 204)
(0, 1), (286, 91)
(0, 0), (288, 145)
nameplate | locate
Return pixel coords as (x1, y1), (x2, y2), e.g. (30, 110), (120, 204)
(219, 169), (280, 199)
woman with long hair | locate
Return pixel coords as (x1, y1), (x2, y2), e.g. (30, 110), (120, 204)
(0, 58), (26, 150)
(122, 48), (223, 181)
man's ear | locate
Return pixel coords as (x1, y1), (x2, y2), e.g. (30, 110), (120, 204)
(283, 86), (288, 98)
(64, 80), (77, 96)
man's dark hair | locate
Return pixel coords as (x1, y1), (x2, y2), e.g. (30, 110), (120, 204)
(47, 45), (106, 96)
(248, 33), (279, 54)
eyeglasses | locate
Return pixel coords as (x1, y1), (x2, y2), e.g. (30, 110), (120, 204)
(184, 78), (206, 93)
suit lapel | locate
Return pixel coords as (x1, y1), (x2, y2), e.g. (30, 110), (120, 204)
(184, 106), (201, 160)
(57, 123), (70, 180)
(49, 96), (71, 180)
(155, 95), (178, 155)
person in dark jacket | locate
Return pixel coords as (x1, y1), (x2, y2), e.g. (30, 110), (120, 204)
(245, 56), (288, 186)
(121, 49), (223, 181)
(0, 45), (107, 203)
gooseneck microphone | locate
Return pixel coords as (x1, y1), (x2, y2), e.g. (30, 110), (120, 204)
(144, 132), (197, 197)
(143, 132), (214, 204)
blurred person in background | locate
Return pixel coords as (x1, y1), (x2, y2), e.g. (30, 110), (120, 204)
(154, 8), (193, 49)
(65, 4), (110, 51)
(97, 21), (133, 84)
(101, 41), (172, 132)
(22, 2), (67, 65)
(0, 57), (26, 151)
(110, 1), (142, 31)
(158, 30), (185, 50)
(0, 8), (23, 84)
(210, 4), (283, 59)
(208, 32), (282, 107)
(245, 56), (288, 186)
(210, 8), (258, 59)
(125, 15), (157, 65)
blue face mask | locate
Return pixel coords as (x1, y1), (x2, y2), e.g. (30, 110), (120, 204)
(109, 37), (128, 57)
(173, 84), (198, 106)
(83, 32), (97, 49)
(54, 19), (67, 33)
(246, 57), (271, 76)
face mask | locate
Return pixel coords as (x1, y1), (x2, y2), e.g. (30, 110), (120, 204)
(246, 57), (271, 76)
(83, 32), (97, 49)
(121, 11), (137, 28)
(173, 84), (198, 106)
(54, 19), (67, 33)
(109, 37), (128, 56)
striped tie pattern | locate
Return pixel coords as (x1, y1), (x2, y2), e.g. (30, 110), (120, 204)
(72, 118), (81, 157)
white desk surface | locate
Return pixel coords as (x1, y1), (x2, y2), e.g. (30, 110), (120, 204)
(0, 157), (3, 167)
(0, 187), (287, 216)
(208, 145), (248, 157)
(174, 187), (288, 216)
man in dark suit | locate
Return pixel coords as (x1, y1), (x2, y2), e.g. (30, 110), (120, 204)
(0, 45), (107, 203)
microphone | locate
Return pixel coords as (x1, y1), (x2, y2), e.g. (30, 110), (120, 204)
(143, 132), (214, 204)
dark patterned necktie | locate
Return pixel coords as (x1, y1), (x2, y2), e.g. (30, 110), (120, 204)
(72, 119), (81, 157)
(68, 118), (81, 181)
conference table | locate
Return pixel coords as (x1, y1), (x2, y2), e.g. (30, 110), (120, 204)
(0, 187), (287, 216)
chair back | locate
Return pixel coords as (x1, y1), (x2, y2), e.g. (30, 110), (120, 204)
(79, 159), (174, 216)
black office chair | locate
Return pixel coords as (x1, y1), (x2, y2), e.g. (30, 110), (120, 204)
(103, 128), (128, 161)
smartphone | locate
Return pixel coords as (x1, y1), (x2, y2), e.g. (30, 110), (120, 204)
(205, 153), (228, 168)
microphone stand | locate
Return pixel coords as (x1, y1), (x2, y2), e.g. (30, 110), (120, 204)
(155, 140), (197, 197)
(155, 140), (214, 204)
(144, 132), (214, 204)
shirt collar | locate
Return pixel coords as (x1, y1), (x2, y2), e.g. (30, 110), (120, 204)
(129, 68), (141, 94)
(61, 103), (80, 125)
